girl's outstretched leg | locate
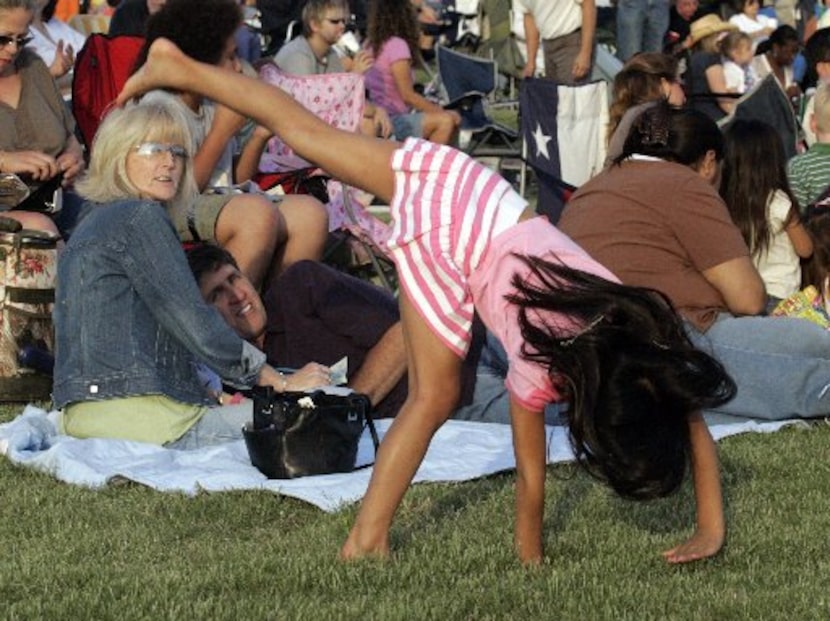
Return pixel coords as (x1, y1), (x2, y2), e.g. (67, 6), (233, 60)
(118, 39), (399, 202)
(340, 292), (464, 559)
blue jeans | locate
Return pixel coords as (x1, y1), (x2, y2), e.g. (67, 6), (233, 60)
(166, 402), (252, 450)
(687, 315), (830, 420)
(615, 0), (670, 61)
(452, 332), (565, 425)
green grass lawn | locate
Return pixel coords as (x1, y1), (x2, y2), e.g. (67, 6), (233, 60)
(1, 403), (829, 620)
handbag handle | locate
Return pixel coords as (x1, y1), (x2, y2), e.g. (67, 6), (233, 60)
(364, 406), (380, 454)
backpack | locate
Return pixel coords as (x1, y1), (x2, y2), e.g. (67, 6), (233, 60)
(71, 34), (145, 149)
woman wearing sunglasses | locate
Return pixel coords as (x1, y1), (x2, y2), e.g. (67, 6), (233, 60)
(53, 99), (332, 449)
(0, 0), (83, 233)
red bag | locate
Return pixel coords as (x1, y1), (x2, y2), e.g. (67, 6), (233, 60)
(71, 34), (145, 149)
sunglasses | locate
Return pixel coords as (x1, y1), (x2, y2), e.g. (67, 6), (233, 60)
(133, 142), (189, 159)
(0, 34), (33, 49)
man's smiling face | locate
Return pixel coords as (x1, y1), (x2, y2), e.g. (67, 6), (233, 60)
(198, 263), (267, 345)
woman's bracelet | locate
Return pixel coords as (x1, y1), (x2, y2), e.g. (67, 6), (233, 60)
(278, 370), (288, 392)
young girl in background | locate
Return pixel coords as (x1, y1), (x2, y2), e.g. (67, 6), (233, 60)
(720, 119), (814, 308)
(728, 0), (776, 50)
(119, 39), (738, 566)
(721, 31), (756, 94)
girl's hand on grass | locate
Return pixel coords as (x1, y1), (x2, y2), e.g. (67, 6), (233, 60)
(661, 528), (724, 564)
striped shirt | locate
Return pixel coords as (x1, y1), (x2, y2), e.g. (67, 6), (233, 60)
(384, 138), (525, 356)
(787, 142), (830, 211)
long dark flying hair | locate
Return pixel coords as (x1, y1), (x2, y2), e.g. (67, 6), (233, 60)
(720, 119), (800, 259)
(366, 0), (422, 66)
(506, 256), (736, 500)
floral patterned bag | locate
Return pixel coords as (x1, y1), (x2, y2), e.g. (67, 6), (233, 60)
(0, 224), (58, 400)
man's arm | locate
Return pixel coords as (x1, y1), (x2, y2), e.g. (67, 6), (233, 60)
(522, 11), (540, 78)
(348, 323), (406, 407)
(662, 412), (725, 563)
(573, 0), (596, 80)
(702, 257), (766, 316)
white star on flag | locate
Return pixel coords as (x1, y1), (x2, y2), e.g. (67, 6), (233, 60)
(531, 122), (552, 160)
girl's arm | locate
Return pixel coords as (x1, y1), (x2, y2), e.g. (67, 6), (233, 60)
(390, 59), (445, 113)
(662, 412), (725, 564)
(510, 397), (546, 565)
(784, 206), (814, 259)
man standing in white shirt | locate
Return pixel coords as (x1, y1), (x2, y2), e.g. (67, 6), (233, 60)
(516, 0), (596, 84)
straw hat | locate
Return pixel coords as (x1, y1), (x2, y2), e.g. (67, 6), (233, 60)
(689, 14), (738, 46)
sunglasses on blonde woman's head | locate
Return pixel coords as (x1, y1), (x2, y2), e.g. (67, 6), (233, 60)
(0, 34), (32, 49)
(132, 143), (189, 160)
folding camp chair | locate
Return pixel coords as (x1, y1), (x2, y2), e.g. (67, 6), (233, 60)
(256, 63), (397, 291)
(475, 0), (524, 94)
(435, 44), (519, 155)
(72, 33), (144, 149)
(518, 78), (608, 223)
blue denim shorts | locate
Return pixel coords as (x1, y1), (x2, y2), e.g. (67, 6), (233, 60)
(392, 112), (424, 140)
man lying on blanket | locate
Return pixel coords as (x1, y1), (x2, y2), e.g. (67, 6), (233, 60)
(186, 244), (520, 423)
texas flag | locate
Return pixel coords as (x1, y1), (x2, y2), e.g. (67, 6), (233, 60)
(519, 78), (608, 223)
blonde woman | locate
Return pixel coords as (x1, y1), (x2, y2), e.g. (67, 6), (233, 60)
(55, 100), (331, 449)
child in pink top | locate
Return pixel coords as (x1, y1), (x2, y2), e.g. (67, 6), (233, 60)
(362, 0), (460, 144)
(120, 39), (737, 566)
(364, 36), (411, 117)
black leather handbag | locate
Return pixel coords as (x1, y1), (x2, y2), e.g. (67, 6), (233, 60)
(242, 386), (380, 479)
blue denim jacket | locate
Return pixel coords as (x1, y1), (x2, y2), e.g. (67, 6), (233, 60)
(53, 199), (265, 408)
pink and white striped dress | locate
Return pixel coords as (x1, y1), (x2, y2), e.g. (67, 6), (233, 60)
(384, 138), (526, 357)
(383, 138), (620, 412)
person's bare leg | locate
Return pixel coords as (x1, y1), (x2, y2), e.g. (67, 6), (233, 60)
(340, 292), (463, 559)
(214, 194), (281, 289)
(119, 39), (400, 202)
(422, 111), (459, 146)
(274, 194), (328, 270)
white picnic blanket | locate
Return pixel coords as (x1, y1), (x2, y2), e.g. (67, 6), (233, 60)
(0, 405), (801, 512)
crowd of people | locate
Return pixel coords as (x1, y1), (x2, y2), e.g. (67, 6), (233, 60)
(3, 0), (830, 566)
